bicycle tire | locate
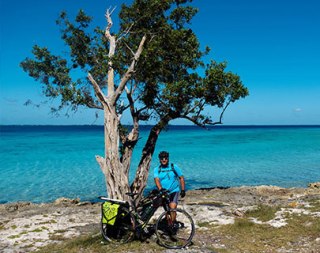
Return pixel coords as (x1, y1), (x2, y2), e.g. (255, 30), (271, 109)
(155, 208), (195, 249)
(101, 207), (135, 244)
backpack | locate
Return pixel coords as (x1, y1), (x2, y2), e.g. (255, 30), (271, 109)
(158, 163), (179, 178)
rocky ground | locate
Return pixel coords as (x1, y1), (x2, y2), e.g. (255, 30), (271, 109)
(1, 183), (320, 253)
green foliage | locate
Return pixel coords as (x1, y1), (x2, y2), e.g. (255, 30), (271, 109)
(204, 61), (248, 107)
(117, 1), (206, 116)
(117, 0), (248, 124)
(20, 0), (248, 125)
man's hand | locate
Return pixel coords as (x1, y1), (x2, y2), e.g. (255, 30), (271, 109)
(160, 188), (167, 194)
(180, 190), (186, 198)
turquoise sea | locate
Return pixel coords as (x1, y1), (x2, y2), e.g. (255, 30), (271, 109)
(0, 125), (320, 204)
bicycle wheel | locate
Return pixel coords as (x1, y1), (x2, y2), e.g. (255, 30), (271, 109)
(101, 207), (135, 244)
(155, 208), (195, 249)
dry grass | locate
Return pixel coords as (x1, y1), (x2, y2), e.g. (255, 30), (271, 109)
(35, 204), (320, 253)
(36, 233), (164, 253)
(245, 204), (280, 222)
(307, 199), (320, 212)
(204, 206), (320, 253)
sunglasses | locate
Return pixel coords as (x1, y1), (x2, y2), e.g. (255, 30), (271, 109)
(160, 157), (168, 160)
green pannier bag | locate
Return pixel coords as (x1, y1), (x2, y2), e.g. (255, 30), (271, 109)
(102, 202), (120, 225)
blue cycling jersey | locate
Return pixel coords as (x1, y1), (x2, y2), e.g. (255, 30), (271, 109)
(154, 163), (183, 193)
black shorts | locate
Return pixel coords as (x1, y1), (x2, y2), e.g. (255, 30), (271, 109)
(169, 191), (179, 204)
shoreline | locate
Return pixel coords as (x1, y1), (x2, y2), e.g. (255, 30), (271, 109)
(1, 183), (318, 205)
(1, 183), (320, 252)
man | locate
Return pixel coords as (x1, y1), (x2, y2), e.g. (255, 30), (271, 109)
(154, 151), (185, 223)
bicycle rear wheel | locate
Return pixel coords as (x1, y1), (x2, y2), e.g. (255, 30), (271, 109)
(101, 207), (135, 244)
(155, 208), (195, 249)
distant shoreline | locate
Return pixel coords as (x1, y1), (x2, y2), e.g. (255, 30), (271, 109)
(1, 183), (318, 205)
(1, 124), (320, 127)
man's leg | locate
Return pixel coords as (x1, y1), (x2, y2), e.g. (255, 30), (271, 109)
(169, 202), (177, 222)
(168, 192), (179, 223)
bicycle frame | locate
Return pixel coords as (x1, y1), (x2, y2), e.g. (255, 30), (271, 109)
(99, 190), (195, 249)
(99, 190), (170, 231)
(99, 194), (158, 233)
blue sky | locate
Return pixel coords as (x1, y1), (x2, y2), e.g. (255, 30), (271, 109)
(1, 0), (319, 125)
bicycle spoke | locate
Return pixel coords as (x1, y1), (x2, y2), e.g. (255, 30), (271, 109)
(101, 207), (135, 244)
(155, 208), (195, 249)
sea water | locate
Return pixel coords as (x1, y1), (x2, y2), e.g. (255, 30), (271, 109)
(0, 125), (319, 203)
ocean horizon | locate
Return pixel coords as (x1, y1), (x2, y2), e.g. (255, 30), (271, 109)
(1, 125), (319, 204)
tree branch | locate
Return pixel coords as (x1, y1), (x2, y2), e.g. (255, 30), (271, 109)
(111, 35), (147, 105)
(105, 7), (116, 97)
(87, 73), (112, 111)
(87, 102), (103, 110)
(208, 99), (231, 125)
(119, 87), (140, 175)
(182, 98), (231, 127)
(105, 7), (116, 37)
(184, 100), (205, 118)
(125, 86), (135, 114)
(116, 22), (134, 42)
(123, 41), (135, 57)
(182, 115), (207, 128)
(153, 93), (171, 116)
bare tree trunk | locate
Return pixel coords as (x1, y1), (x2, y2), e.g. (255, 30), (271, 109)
(96, 106), (130, 200)
(131, 118), (170, 203)
(89, 9), (145, 200)
(121, 126), (139, 176)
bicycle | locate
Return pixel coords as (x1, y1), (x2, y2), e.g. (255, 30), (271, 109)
(99, 189), (195, 249)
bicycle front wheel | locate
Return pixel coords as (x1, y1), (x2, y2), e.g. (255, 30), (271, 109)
(155, 208), (195, 249)
(101, 207), (135, 244)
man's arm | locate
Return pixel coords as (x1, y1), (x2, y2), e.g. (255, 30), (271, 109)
(179, 176), (186, 198)
(179, 176), (185, 191)
(154, 177), (162, 190)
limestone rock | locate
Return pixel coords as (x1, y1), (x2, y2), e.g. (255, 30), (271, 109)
(308, 182), (320, 189)
(54, 197), (80, 205)
(5, 202), (31, 212)
(232, 209), (245, 217)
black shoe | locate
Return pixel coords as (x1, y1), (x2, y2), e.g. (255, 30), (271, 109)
(168, 224), (178, 235)
(174, 221), (185, 229)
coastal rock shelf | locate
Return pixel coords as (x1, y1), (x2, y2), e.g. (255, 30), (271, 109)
(1, 184), (320, 252)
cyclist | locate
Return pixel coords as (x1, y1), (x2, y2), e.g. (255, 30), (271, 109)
(154, 151), (186, 224)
